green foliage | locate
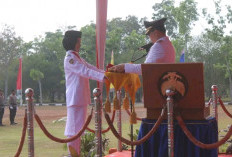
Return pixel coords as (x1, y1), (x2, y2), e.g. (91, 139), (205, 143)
(1, 0), (232, 102)
(220, 143), (229, 153)
(30, 69), (44, 81)
(123, 129), (140, 150)
(152, 0), (177, 38)
(80, 23), (97, 64)
(62, 131), (110, 157)
(152, 0), (199, 64)
(0, 25), (24, 97)
(80, 131), (109, 157)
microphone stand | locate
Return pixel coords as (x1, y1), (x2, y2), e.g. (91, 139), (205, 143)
(131, 43), (153, 63)
(131, 53), (148, 63)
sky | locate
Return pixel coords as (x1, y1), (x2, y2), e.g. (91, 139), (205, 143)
(0, 0), (231, 42)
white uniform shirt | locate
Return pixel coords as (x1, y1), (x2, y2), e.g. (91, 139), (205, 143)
(64, 50), (105, 107)
(125, 36), (176, 74)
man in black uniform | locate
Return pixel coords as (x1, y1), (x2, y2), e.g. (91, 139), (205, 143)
(9, 89), (17, 125)
(0, 89), (5, 126)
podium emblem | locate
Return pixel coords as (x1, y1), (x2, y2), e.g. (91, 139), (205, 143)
(158, 72), (188, 101)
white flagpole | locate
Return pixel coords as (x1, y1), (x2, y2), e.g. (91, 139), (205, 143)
(20, 56), (23, 106)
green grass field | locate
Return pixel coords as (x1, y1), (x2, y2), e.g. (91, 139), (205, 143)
(0, 104), (231, 156)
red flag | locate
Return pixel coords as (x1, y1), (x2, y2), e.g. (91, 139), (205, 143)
(16, 57), (22, 90)
(96, 0), (108, 70)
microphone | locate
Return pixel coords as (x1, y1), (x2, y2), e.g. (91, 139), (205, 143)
(138, 43), (153, 52)
(131, 43), (153, 63)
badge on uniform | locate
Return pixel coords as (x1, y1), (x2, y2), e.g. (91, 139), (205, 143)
(69, 59), (75, 64)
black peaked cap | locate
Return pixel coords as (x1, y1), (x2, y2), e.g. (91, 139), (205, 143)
(64, 30), (82, 38)
(144, 18), (167, 28)
(144, 18), (167, 35)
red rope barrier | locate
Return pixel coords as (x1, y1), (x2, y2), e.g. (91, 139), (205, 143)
(218, 97), (232, 118)
(176, 114), (232, 149)
(34, 113), (92, 143)
(125, 109), (142, 121)
(14, 109), (27, 157)
(104, 108), (166, 145)
(87, 110), (116, 133)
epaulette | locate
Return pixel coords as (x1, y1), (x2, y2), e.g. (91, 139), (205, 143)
(66, 54), (72, 57)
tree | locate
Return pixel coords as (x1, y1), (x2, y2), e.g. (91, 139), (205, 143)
(30, 30), (65, 102)
(80, 23), (97, 64)
(202, 0), (232, 101)
(30, 69), (44, 104)
(0, 25), (23, 98)
(152, 0), (177, 38)
(152, 0), (199, 60)
(187, 35), (224, 97)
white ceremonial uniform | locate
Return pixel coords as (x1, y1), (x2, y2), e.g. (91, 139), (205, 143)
(64, 50), (105, 136)
(125, 36), (176, 74)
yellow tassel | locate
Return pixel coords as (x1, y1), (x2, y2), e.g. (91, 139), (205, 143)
(130, 110), (137, 124)
(113, 94), (120, 110)
(104, 98), (111, 113)
(123, 93), (129, 110)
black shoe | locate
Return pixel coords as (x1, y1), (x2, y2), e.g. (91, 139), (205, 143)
(0, 124), (5, 126)
(11, 122), (17, 125)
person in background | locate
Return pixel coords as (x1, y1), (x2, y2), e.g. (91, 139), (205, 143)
(8, 89), (18, 125)
(0, 89), (5, 126)
(62, 30), (107, 157)
(109, 18), (176, 74)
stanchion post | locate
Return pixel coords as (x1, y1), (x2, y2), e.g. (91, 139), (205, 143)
(116, 90), (122, 152)
(211, 85), (218, 122)
(211, 85), (219, 154)
(130, 100), (134, 157)
(25, 88), (34, 157)
(93, 88), (102, 157)
(166, 89), (175, 157)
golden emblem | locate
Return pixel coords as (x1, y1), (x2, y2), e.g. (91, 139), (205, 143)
(69, 59), (74, 64)
(159, 72), (187, 100)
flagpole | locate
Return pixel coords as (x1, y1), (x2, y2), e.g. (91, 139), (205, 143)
(20, 56), (23, 106)
(16, 56), (23, 106)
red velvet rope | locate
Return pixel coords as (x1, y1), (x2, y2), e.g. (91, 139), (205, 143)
(218, 97), (232, 118)
(104, 108), (166, 145)
(87, 110), (116, 133)
(14, 109), (27, 157)
(34, 113), (92, 143)
(176, 114), (232, 149)
(125, 109), (142, 121)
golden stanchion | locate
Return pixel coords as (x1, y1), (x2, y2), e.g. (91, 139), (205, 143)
(93, 88), (102, 157)
(25, 88), (34, 157)
(166, 89), (175, 157)
(211, 85), (218, 122)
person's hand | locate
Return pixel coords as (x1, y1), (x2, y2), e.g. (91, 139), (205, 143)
(108, 64), (125, 73)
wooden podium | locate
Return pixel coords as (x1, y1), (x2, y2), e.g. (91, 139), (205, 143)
(141, 63), (210, 120)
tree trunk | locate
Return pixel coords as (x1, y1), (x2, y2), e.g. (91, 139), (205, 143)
(229, 77), (232, 103)
(38, 80), (43, 105)
(225, 58), (232, 103)
(50, 91), (55, 103)
(4, 67), (9, 101)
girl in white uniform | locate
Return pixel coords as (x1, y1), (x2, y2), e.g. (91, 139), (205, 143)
(62, 30), (106, 156)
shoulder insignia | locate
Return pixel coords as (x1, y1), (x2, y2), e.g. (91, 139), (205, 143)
(66, 54), (71, 57)
(69, 59), (75, 64)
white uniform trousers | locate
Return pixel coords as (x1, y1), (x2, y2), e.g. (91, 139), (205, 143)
(65, 105), (87, 155)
